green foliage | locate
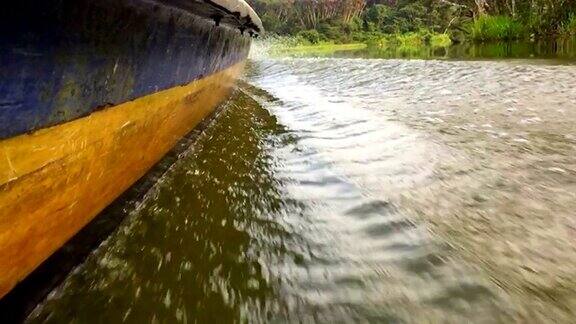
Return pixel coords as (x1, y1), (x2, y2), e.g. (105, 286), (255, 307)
(469, 16), (527, 42)
(272, 43), (368, 56)
(364, 5), (394, 32)
(297, 30), (324, 44)
(395, 3), (427, 32)
(396, 32), (424, 46)
(248, 0), (576, 44)
(362, 2), (429, 34)
(260, 13), (285, 34)
(559, 14), (576, 36)
(430, 33), (453, 47)
(318, 22), (343, 42)
(358, 29), (451, 50)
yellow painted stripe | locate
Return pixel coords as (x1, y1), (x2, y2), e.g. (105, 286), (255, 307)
(0, 61), (245, 297)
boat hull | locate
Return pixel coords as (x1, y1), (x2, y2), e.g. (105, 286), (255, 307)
(0, 0), (259, 297)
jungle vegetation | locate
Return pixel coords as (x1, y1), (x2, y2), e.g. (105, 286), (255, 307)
(247, 0), (576, 45)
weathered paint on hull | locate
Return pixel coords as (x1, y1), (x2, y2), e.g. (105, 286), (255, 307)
(0, 0), (262, 299)
(0, 61), (245, 297)
(0, 0), (257, 139)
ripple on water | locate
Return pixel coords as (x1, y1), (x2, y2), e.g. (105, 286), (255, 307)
(30, 57), (576, 323)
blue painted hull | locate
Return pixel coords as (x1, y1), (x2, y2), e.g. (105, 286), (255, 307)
(0, 0), (261, 304)
(0, 0), (252, 139)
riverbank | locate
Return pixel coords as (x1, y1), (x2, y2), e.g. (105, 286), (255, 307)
(265, 33), (576, 61)
(267, 31), (450, 57)
(277, 43), (367, 54)
(251, 0), (576, 45)
(268, 32), (576, 59)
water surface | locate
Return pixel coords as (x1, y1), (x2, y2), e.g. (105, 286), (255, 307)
(29, 45), (576, 323)
(281, 38), (576, 62)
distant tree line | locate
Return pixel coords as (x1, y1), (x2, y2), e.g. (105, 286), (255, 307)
(247, 0), (576, 42)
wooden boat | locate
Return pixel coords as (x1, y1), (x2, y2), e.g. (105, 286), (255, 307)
(0, 0), (261, 297)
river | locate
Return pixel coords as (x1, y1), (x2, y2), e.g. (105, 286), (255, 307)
(27, 43), (576, 322)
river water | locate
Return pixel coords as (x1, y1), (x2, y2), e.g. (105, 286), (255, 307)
(28, 45), (576, 322)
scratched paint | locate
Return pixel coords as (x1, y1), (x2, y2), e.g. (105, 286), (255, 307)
(0, 0), (256, 298)
(0, 62), (246, 297)
(0, 0), (252, 139)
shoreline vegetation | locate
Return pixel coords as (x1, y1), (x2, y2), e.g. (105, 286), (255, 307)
(277, 42), (368, 53)
(247, 0), (576, 53)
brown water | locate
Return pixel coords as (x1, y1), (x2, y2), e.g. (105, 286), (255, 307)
(28, 47), (576, 322)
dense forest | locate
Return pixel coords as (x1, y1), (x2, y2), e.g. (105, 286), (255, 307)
(247, 0), (576, 44)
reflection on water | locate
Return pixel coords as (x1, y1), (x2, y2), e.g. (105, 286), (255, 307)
(284, 38), (576, 62)
(29, 92), (295, 322)
(31, 52), (576, 322)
